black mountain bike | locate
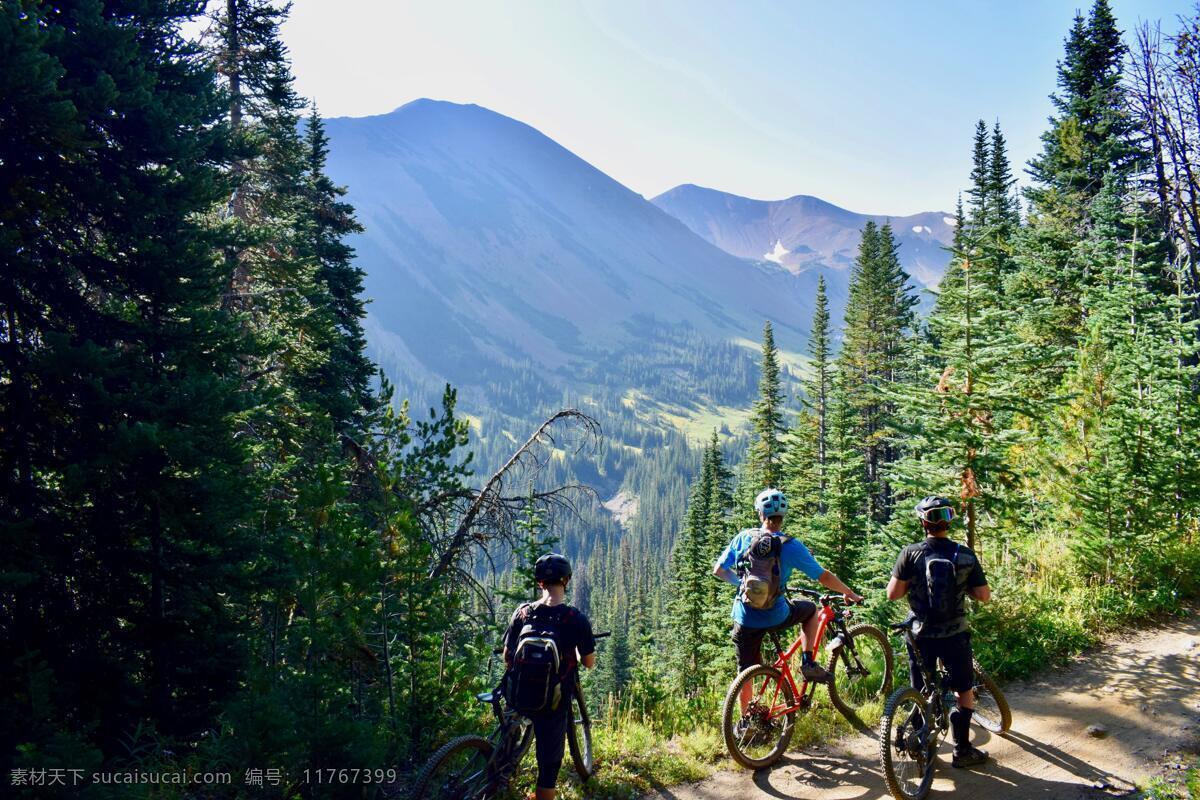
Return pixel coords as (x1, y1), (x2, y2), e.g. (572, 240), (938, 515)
(877, 618), (1011, 800)
(409, 632), (608, 800)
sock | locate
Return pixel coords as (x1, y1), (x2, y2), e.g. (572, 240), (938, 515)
(949, 706), (973, 753)
(801, 651), (815, 666)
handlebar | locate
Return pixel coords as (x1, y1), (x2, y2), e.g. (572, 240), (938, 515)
(788, 587), (863, 606)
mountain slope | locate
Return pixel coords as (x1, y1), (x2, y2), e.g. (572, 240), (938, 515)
(651, 183), (954, 288)
(322, 100), (819, 396)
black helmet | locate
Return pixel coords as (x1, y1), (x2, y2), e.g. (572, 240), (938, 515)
(534, 553), (572, 584)
(915, 496), (956, 524)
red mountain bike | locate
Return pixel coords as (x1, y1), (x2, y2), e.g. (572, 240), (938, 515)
(721, 589), (893, 769)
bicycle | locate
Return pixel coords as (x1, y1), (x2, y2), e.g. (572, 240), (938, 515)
(409, 632), (609, 800)
(720, 589), (893, 769)
(877, 617), (1011, 800)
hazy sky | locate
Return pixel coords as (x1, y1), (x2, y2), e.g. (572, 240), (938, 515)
(280, 1), (1185, 215)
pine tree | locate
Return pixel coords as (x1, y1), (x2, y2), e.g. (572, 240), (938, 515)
(839, 222), (918, 523)
(807, 277), (832, 509)
(0, 0), (255, 761)
(967, 120), (993, 230)
(886, 229), (1033, 555)
(669, 443), (714, 683)
(746, 321), (788, 490)
(1052, 176), (1200, 583)
(1027, 0), (1138, 227)
(989, 121), (1020, 234)
(298, 106), (374, 428)
(806, 371), (869, 583)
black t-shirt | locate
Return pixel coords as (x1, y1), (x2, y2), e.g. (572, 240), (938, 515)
(892, 536), (987, 638)
(503, 600), (596, 685)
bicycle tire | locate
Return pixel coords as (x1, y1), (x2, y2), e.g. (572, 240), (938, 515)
(970, 659), (1012, 733)
(409, 735), (496, 800)
(721, 663), (797, 770)
(878, 686), (935, 800)
(566, 691), (595, 781)
(826, 623), (894, 721)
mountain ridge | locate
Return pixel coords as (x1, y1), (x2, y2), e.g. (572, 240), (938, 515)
(651, 182), (954, 288)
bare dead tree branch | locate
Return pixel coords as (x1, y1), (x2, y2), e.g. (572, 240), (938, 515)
(428, 409), (600, 580)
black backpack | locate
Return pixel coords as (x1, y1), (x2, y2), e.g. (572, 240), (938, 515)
(921, 543), (962, 623)
(504, 603), (567, 714)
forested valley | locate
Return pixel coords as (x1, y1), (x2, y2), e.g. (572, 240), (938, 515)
(2, 1), (1200, 798)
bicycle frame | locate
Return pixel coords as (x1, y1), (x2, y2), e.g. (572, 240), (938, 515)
(754, 600), (837, 720)
(900, 631), (950, 736)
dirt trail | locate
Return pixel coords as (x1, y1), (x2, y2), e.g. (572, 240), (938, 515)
(646, 611), (1200, 800)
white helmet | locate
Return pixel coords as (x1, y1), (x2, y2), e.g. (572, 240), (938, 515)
(754, 488), (788, 519)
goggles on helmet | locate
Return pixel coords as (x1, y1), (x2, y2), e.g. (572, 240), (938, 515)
(917, 506), (955, 523)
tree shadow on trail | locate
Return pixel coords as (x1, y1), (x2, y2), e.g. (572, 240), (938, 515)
(752, 754), (877, 800)
(738, 725), (1136, 800)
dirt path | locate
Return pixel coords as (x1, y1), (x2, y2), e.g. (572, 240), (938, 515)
(647, 611), (1200, 800)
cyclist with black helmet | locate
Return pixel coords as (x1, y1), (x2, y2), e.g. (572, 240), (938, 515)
(886, 496), (992, 769)
(713, 488), (863, 684)
(502, 553), (596, 800)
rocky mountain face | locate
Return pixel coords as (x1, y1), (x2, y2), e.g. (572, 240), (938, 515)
(323, 99), (819, 397)
(651, 183), (953, 289)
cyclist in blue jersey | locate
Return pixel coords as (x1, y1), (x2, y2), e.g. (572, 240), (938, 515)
(714, 488), (863, 683)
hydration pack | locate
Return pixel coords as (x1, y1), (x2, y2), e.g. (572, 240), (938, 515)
(922, 543), (962, 623)
(504, 603), (565, 714)
(737, 530), (789, 610)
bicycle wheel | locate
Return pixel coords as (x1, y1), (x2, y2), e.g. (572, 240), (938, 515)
(878, 687), (935, 800)
(826, 623), (894, 721)
(721, 664), (797, 770)
(970, 659), (1012, 733)
(566, 691), (595, 781)
(410, 735), (496, 800)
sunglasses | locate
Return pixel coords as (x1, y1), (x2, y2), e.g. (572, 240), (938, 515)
(918, 506), (955, 523)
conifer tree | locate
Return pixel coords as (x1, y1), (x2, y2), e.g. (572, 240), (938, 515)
(805, 371), (868, 583)
(839, 222), (918, 523)
(747, 321), (787, 490)
(0, 0), (255, 760)
(669, 444), (714, 682)
(1027, 0), (1138, 226)
(1052, 176), (1200, 583)
(808, 277), (832, 508)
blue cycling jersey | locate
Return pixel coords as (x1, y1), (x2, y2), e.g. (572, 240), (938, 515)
(716, 528), (825, 628)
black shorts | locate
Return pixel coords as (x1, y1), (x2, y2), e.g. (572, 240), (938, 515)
(730, 599), (818, 672)
(907, 631), (974, 694)
(528, 697), (570, 789)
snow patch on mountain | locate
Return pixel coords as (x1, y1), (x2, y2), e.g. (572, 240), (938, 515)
(944, 216), (956, 226)
(764, 239), (790, 264)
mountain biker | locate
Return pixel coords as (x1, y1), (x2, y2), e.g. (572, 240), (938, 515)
(502, 553), (597, 800)
(885, 495), (992, 769)
(713, 488), (864, 685)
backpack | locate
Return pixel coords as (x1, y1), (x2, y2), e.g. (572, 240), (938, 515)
(504, 603), (566, 714)
(737, 530), (790, 610)
(921, 543), (962, 623)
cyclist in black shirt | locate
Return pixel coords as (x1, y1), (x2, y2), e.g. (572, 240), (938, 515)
(886, 496), (992, 769)
(502, 554), (596, 800)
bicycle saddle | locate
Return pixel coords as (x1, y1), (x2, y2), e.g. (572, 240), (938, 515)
(476, 691), (496, 704)
(890, 616), (918, 632)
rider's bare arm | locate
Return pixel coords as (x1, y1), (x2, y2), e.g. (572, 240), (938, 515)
(713, 563), (740, 586)
(886, 576), (908, 601)
(818, 570), (864, 603)
(581, 652), (596, 669)
(969, 583), (991, 602)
